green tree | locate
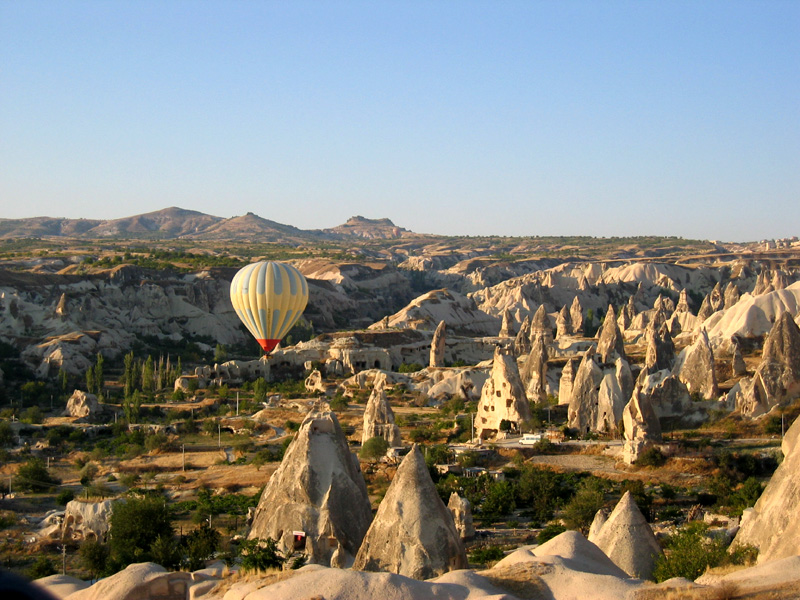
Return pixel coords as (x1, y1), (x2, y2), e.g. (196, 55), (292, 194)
(253, 378), (268, 404)
(184, 522), (221, 570)
(79, 539), (109, 581)
(58, 368), (69, 394)
(214, 344), (227, 363)
(150, 534), (182, 570)
(0, 421), (14, 447)
(27, 555), (57, 579)
(653, 522), (726, 582)
(142, 356), (155, 393)
(360, 436), (389, 462)
(86, 364), (96, 395)
(21, 406), (44, 424)
(562, 478), (606, 532)
(238, 537), (284, 572)
(94, 353), (105, 394)
(123, 390), (142, 423)
(109, 495), (174, 567)
(14, 457), (60, 492)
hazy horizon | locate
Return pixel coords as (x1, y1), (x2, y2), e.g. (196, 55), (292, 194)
(2, 2), (797, 242)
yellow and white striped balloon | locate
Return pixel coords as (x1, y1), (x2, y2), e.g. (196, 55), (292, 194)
(230, 261), (309, 354)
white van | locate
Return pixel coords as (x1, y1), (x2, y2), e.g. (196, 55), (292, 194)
(519, 433), (543, 445)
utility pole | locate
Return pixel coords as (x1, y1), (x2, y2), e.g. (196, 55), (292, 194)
(218, 422), (221, 448)
(182, 444), (186, 472)
(236, 392), (239, 416)
(61, 544), (66, 575)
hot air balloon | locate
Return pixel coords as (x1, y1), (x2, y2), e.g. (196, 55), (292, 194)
(230, 261), (309, 354)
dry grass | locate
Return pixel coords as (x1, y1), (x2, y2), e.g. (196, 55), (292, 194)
(204, 566), (299, 597)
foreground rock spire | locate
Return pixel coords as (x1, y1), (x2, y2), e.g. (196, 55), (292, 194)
(248, 410), (372, 567)
(597, 305), (626, 363)
(429, 320), (446, 368)
(353, 445), (467, 579)
(476, 346), (532, 438)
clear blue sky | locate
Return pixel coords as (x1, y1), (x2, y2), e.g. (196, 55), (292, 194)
(1, 1), (798, 241)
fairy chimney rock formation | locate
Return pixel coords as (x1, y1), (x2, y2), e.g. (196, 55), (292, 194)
(498, 309), (515, 338)
(363, 379), (402, 447)
(248, 410), (373, 567)
(513, 315), (532, 355)
(570, 296), (584, 334)
(622, 388), (662, 464)
(591, 491), (663, 580)
(738, 311), (800, 416)
(597, 305), (626, 364)
(733, 414), (800, 563)
(555, 305), (572, 339)
(723, 282), (741, 310)
(530, 305), (553, 345)
(587, 508), (609, 543)
(567, 348), (604, 434)
(429, 320), (447, 368)
(644, 322), (675, 374)
(353, 445), (467, 579)
(558, 359), (575, 406)
(520, 333), (548, 403)
(476, 347), (532, 439)
(696, 294), (715, 322)
(674, 328), (718, 400)
(447, 493), (475, 541)
(64, 390), (103, 421)
(675, 289), (691, 314)
(732, 339), (747, 377)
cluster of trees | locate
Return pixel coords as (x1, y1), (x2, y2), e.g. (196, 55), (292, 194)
(122, 352), (182, 398)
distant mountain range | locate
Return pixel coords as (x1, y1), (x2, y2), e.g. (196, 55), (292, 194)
(0, 207), (416, 242)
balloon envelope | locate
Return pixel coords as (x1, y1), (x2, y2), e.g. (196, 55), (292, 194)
(230, 261), (309, 354)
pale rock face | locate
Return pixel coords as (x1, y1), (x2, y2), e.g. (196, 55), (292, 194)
(595, 358), (633, 433)
(591, 491), (663, 580)
(618, 296), (636, 332)
(724, 282), (741, 310)
(753, 270), (774, 296)
(353, 445), (467, 579)
(530, 304), (553, 345)
(558, 359), (575, 406)
(644, 322), (675, 374)
(587, 508), (609, 543)
(498, 309), (515, 338)
(305, 369), (329, 395)
(675, 289), (692, 314)
(736, 311), (800, 416)
(512, 315), (532, 355)
(429, 320), (446, 368)
(447, 492), (475, 540)
(773, 270), (790, 291)
(568, 348), (604, 434)
(570, 296), (584, 334)
(709, 282), (724, 312)
(732, 340), (747, 377)
(674, 328), (718, 400)
(248, 410), (372, 566)
(520, 333), (548, 403)
(62, 499), (117, 543)
(733, 414), (800, 562)
(362, 379), (402, 447)
(476, 347), (532, 439)
(556, 305), (572, 339)
(622, 388), (662, 464)
(638, 370), (704, 426)
(63, 390), (103, 420)
(697, 294), (715, 322)
(597, 305), (626, 364)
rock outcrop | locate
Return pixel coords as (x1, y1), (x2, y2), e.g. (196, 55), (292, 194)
(362, 377), (402, 447)
(520, 333), (548, 403)
(63, 390), (104, 421)
(736, 311), (800, 417)
(674, 328), (718, 400)
(644, 322), (675, 374)
(555, 305), (572, 339)
(248, 410), (372, 566)
(429, 320), (446, 368)
(724, 282), (740, 310)
(62, 499), (117, 543)
(568, 348), (604, 434)
(570, 296), (584, 334)
(530, 305), (553, 345)
(353, 445), (467, 579)
(622, 388), (662, 464)
(591, 491), (662, 580)
(498, 309), (515, 338)
(558, 359), (575, 406)
(476, 347), (532, 439)
(512, 315), (532, 355)
(447, 493), (475, 541)
(597, 305), (626, 363)
(732, 414), (800, 563)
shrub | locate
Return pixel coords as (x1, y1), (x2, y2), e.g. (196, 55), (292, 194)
(469, 545), (504, 566)
(57, 489), (75, 506)
(79, 539), (109, 581)
(109, 495), (174, 566)
(397, 362), (423, 373)
(27, 555), (57, 579)
(537, 523), (567, 544)
(238, 537), (285, 572)
(636, 447), (666, 467)
(14, 457), (60, 492)
(329, 395), (348, 412)
(360, 436), (389, 462)
(653, 522), (727, 582)
(562, 479), (605, 532)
